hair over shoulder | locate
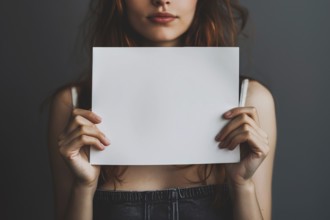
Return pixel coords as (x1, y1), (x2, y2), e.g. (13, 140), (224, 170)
(58, 0), (250, 189)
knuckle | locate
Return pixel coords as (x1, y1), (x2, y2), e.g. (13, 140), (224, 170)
(87, 111), (94, 119)
(82, 135), (97, 144)
(257, 151), (265, 158)
(98, 132), (105, 139)
(80, 135), (89, 143)
(79, 125), (88, 134)
(241, 114), (249, 122)
(242, 123), (250, 131)
(74, 115), (82, 124)
(90, 136), (97, 142)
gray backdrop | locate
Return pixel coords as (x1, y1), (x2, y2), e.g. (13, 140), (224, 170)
(1, 0), (329, 219)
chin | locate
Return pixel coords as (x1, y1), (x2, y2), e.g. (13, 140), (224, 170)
(144, 31), (182, 46)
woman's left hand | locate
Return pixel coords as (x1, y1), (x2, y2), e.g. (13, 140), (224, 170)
(215, 106), (270, 187)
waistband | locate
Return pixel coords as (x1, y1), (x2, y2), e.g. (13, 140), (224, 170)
(94, 184), (227, 202)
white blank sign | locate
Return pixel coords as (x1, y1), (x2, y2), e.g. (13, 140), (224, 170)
(91, 47), (240, 165)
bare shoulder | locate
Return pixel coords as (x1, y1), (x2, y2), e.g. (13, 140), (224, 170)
(48, 86), (75, 149)
(48, 86), (76, 220)
(245, 79), (277, 138)
(246, 80), (277, 220)
(50, 86), (73, 111)
(246, 79), (275, 107)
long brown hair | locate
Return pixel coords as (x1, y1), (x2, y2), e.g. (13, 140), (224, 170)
(68, 0), (248, 189)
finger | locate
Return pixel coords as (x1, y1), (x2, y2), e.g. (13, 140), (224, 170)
(72, 108), (102, 124)
(223, 106), (260, 125)
(220, 123), (260, 149)
(65, 114), (96, 134)
(223, 130), (270, 158)
(59, 135), (105, 160)
(59, 124), (110, 147)
(58, 109), (102, 140)
(220, 124), (269, 148)
(216, 113), (267, 142)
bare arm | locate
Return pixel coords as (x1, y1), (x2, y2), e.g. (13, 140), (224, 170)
(216, 80), (277, 219)
(48, 88), (108, 220)
(48, 88), (76, 219)
(246, 80), (277, 220)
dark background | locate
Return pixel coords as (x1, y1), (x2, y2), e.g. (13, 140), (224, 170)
(1, 0), (329, 219)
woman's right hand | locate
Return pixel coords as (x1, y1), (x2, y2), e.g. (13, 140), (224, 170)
(58, 108), (110, 189)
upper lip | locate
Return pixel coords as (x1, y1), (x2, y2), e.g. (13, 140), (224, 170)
(147, 12), (177, 18)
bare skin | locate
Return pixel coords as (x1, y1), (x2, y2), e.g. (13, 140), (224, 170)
(49, 80), (276, 220)
(48, 1), (277, 219)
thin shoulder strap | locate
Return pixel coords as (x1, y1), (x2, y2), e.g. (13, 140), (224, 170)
(239, 78), (249, 107)
(71, 86), (78, 108)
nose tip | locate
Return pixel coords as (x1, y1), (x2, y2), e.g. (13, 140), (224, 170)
(152, 0), (171, 6)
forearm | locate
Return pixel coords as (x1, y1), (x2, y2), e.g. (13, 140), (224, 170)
(230, 180), (264, 220)
(62, 183), (96, 220)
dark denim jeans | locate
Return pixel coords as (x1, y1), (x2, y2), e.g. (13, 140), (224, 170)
(93, 184), (233, 220)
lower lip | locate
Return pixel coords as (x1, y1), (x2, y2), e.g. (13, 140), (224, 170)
(148, 16), (176, 24)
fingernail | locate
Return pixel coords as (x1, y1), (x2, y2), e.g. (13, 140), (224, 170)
(96, 115), (102, 121)
(105, 137), (111, 145)
(215, 132), (222, 140)
(224, 111), (232, 117)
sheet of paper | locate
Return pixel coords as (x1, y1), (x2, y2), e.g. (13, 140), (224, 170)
(91, 47), (240, 165)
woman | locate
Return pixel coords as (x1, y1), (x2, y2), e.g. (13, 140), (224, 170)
(48, 0), (277, 219)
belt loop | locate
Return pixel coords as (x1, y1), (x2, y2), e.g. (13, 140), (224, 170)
(144, 192), (149, 220)
(171, 189), (179, 220)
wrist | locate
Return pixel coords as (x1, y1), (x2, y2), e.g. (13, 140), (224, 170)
(232, 178), (254, 189)
(73, 180), (98, 195)
(228, 179), (256, 198)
